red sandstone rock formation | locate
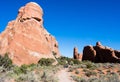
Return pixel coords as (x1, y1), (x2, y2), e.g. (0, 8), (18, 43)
(73, 47), (78, 59)
(94, 44), (120, 63)
(82, 42), (120, 63)
(82, 45), (96, 62)
(73, 47), (82, 61)
(114, 50), (120, 58)
(0, 2), (60, 66)
(78, 53), (82, 61)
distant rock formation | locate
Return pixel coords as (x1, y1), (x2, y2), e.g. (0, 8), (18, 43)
(73, 47), (82, 61)
(0, 2), (60, 66)
(83, 45), (96, 62)
(82, 42), (120, 63)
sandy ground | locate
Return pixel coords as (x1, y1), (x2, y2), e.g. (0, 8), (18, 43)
(57, 68), (75, 82)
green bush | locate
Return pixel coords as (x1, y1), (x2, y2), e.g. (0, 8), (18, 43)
(72, 59), (81, 64)
(0, 53), (13, 70)
(71, 76), (87, 82)
(68, 67), (74, 72)
(38, 58), (55, 66)
(82, 61), (96, 70)
(13, 66), (22, 75)
(57, 56), (69, 65)
(20, 64), (28, 74)
(57, 56), (81, 65)
(13, 64), (28, 75)
(85, 70), (97, 77)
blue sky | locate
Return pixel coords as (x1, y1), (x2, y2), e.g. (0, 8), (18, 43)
(0, 0), (120, 57)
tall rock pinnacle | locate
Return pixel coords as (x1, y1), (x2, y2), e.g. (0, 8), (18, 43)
(73, 47), (82, 61)
(0, 2), (60, 66)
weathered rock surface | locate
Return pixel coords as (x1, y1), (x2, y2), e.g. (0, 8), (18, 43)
(82, 42), (120, 63)
(82, 45), (96, 62)
(114, 50), (120, 58)
(0, 2), (60, 66)
(73, 47), (82, 61)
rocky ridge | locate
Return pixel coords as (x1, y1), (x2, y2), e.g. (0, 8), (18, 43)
(82, 42), (120, 63)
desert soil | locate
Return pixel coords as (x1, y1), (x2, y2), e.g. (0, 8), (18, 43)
(57, 68), (75, 82)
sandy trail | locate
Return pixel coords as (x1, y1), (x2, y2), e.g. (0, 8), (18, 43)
(57, 68), (75, 82)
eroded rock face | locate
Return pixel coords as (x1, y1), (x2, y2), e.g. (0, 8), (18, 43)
(82, 42), (120, 63)
(114, 50), (120, 58)
(17, 2), (43, 24)
(0, 2), (60, 66)
(82, 45), (96, 62)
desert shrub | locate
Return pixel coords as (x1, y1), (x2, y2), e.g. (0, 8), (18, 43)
(57, 56), (69, 65)
(15, 66), (59, 82)
(20, 64), (28, 74)
(38, 58), (55, 66)
(75, 70), (80, 74)
(40, 69), (58, 82)
(57, 56), (81, 65)
(14, 64), (28, 75)
(85, 70), (97, 77)
(72, 59), (81, 64)
(28, 63), (36, 67)
(0, 53), (13, 70)
(83, 68), (89, 72)
(16, 75), (27, 82)
(14, 66), (22, 75)
(82, 61), (96, 70)
(79, 64), (87, 68)
(72, 73), (120, 82)
(98, 73), (120, 82)
(71, 75), (86, 82)
(71, 76), (87, 82)
(15, 72), (38, 82)
(87, 77), (98, 82)
(108, 73), (120, 82)
(27, 63), (37, 71)
(68, 67), (74, 72)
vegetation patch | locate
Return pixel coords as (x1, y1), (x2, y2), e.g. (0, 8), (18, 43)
(38, 58), (55, 66)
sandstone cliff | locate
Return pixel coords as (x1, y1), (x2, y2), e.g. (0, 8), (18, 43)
(0, 2), (60, 66)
